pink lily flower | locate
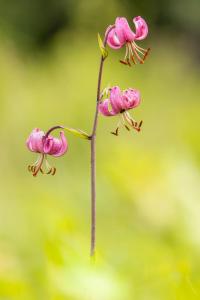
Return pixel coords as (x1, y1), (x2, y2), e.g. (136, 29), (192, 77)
(106, 16), (150, 66)
(26, 128), (68, 176)
(99, 86), (142, 135)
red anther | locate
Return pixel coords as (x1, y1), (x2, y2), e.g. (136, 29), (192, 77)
(31, 166), (36, 172)
(46, 168), (52, 174)
(143, 48), (150, 60)
(126, 59), (131, 67)
(139, 120), (143, 128)
(111, 127), (119, 136)
(125, 125), (130, 131)
(130, 119), (136, 127)
(133, 127), (140, 132)
(51, 168), (56, 176)
(131, 55), (136, 64)
(119, 60), (128, 65)
(111, 132), (118, 136)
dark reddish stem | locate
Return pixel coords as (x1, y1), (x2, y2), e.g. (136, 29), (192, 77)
(44, 126), (64, 138)
(90, 25), (114, 257)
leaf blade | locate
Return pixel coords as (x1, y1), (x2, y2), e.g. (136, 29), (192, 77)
(97, 33), (108, 59)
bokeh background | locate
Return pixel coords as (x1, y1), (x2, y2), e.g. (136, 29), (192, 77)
(0, 0), (200, 299)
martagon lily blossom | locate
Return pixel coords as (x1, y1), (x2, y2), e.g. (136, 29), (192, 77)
(26, 128), (68, 176)
(106, 16), (150, 65)
(99, 86), (142, 135)
(25, 16), (150, 257)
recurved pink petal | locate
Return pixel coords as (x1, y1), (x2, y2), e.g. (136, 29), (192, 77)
(43, 131), (68, 157)
(133, 16), (148, 40)
(99, 99), (118, 116)
(43, 137), (53, 154)
(109, 86), (124, 114)
(26, 128), (45, 153)
(106, 27), (123, 49)
(122, 88), (141, 110)
(115, 17), (135, 42)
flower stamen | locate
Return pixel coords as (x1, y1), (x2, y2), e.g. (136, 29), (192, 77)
(123, 111), (142, 132)
(44, 157), (56, 175)
(132, 41), (150, 62)
(51, 167), (56, 176)
(125, 125), (130, 131)
(119, 60), (128, 65)
(111, 127), (119, 136)
(33, 154), (45, 177)
(138, 120), (143, 128)
(130, 43), (144, 64)
(40, 168), (44, 174)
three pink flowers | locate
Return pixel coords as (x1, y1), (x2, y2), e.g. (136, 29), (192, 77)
(26, 15), (149, 175)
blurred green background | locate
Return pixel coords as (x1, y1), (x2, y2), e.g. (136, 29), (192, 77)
(0, 0), (200, 299)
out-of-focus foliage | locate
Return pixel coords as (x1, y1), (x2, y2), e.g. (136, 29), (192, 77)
(0, 0), (199, 54)
(0, 0), (200, 299)
(0, 0), (74, 49)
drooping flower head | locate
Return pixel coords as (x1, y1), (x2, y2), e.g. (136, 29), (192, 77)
(106, 16), (150, 66)
(26, 127), (68, 176)
(99, 86), (142, 135)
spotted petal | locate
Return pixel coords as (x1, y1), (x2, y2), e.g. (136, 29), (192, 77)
(106, 27), (123, 49)
(43, 131), (68, 157)
(109, 86), (124, 113)
(99, 99), (118, 116)
(133, 16), (148, 40)
(122, 88), (141, 110)
(115, 17), (135, 43)
(26, 128), (44, 153)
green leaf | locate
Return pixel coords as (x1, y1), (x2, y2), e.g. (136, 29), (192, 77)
(64, 127), (90, 140)
(98, 33), (108, 59)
